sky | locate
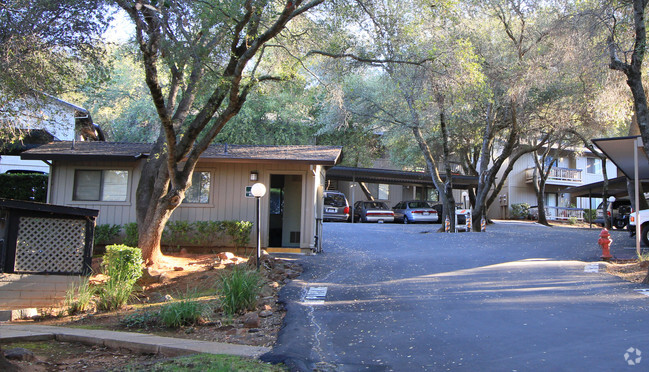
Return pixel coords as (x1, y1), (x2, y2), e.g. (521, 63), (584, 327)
(103, 9), (133, 44)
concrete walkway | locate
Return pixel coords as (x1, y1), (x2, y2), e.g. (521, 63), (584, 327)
(0, 324), (270, 358)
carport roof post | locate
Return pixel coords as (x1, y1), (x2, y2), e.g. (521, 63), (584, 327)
(592, 136), (646, 256)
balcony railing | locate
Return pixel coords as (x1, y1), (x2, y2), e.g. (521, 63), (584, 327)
(529, 206), (584, 221)
(525, 167), (582, 184)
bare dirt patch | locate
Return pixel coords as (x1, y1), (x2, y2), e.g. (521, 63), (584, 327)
(4, 252), (300, 370)
(606, 260), (649, 283)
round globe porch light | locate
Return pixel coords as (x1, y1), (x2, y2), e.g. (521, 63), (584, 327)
(251, 182), (267, 270)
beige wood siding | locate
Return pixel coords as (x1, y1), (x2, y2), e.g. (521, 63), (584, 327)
(50, 159), (318, 249)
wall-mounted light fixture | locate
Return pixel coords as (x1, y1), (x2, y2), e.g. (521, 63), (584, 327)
(250, 171), (258, 182)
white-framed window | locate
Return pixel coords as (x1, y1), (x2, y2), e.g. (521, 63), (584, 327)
(378, 184), (389, 200)
(183, 171), (211, 204)
(73, 170), (128, 202)
(586, 157), (602, 174)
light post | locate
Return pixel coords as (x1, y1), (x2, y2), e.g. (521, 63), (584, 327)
(251, 182), (267, 270)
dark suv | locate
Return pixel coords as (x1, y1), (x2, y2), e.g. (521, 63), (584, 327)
(323, 191), (350, 222)
(595, 199), (632, 229)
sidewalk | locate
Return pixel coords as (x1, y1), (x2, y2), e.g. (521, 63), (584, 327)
(0, 324), (270, 358)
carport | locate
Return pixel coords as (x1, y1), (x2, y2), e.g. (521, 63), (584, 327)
(326, 166), (479, 221)
(592, 135), (649, 254)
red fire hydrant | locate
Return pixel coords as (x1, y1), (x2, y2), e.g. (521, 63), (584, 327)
(599, 228), (613, 261)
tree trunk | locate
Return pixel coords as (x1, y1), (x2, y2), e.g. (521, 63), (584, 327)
(358, 182), (375, 201)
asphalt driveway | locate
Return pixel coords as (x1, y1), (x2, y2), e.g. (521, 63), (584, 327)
(262, 222), (649, 371)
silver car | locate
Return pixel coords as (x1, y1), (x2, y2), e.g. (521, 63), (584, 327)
(353, 201), (395, 223)
(392, 200), (439, 224)
(323, 191), (350, 222)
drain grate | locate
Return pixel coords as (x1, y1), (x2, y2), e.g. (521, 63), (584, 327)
(305, 287), (328, 303)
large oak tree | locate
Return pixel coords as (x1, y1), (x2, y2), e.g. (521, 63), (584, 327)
(114, 0), (325, 265)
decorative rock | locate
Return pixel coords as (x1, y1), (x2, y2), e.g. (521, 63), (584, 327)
(163, 294), (174, 302)
(173, 266), (184, 271)
(260, 285), (274, 298)
(4, 347), (35, 361)
(285, 269), (300, 279)
(217, 252), (235, 261)
(243, 312), (260, 328)
(259, 310), (273, 318)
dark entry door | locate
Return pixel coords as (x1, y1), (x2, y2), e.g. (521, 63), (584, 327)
(268, 174), (302, 247)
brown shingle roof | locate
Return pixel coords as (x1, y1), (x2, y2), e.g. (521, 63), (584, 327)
(21, 141), (342, 165)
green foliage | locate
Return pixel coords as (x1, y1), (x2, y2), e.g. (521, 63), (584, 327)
(163, 221), (193, 248)
(223, 221), (253, 249)
(98, 244), (142, 311)
(97, 277), (136, 311)
(159, 299), (210, 328)
(567, 216), (578, 225)
(160, 220), (251, 248)
(94, 224), (121, 245)
(0, 173), (47, 202)
(192, 221), (226, 246)
(511, 203), (531, 219)
(65, 277), (95, 314)
(102, 245), (143, 284)
(217, 265), (261, 316)
(583, 209), (597, 223)
(120, 310), (160, 329)
(122, 353), (284, 372)
(123, 223), (139, 248)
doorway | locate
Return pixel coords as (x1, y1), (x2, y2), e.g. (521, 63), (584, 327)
(268, 174), (302, 247)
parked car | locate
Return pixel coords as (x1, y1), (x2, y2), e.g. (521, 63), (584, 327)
(323, 190), (350, 222)
(353, 201), (395, 223)
(392, 200), (439, 224)
(594, 198), (631, 229)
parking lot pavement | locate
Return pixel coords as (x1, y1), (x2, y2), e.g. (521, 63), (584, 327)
(262, 222), (649, 371)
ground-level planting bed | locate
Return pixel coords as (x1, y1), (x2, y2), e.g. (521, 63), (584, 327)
(2, 340), (283, 371)
(9, 252), (301, 347)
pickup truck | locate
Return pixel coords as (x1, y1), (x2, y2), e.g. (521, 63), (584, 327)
(628, 209), (649, 246)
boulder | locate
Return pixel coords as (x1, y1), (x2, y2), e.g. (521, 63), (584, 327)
(259, 310), (273, 318)
(243, 312), (260, 328)
(4, 348), (35, 362)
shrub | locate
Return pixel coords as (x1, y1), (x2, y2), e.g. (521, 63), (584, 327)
(65, 277), (95, 314)
(193, 221), (226, 246)
(217, 265), (261, 316)
(98, 245), (143, 311)
(567, 216), (578, 225)
(123, 222), (139, 247)
(510, 203), (530, 219)
(163, 220), (193, 248)
(94, 224), (122, 245)
(102, 244), (143, 284)
(583, 209), (597, 223)
(120, 310), (160, 329)
(159, 299), (210, 328)
(223, 220), (253, 248)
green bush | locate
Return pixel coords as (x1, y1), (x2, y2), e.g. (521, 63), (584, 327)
(217, 265), (261, 316)
(192, 221), (226, 246)
(94, 224), (122, 245)
(567, 216), (578, 225)
(65, 277), (95, 314)
(223, 220), (253, 248)
(102, 244), (143, 284)
(123, 222), (139, 247)
(511, 203), (530, 219)
(583, 209), (597, 223)
(120, 310), (160, 329)
(163, 220), (193, 248)
(0, 173), (47, 202)
(98, 245), (143, 311)
(159, 299), (210, 328)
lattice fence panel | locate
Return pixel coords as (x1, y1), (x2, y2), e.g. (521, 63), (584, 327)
(14, 217), (86, 273)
